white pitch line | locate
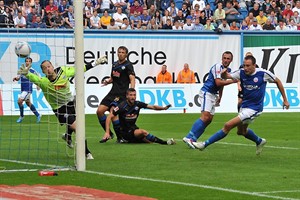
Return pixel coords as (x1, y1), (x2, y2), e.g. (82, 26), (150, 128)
(173, 139), (300, 150)
(257, 190), (300, 194)
(1, 158), (299, 200)
(217, 141), (299, 150)
(84, 170), (300, 200)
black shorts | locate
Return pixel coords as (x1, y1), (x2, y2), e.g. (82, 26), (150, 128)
(121, 126), (146, 143)
(238, 91), (243, 99)
(100, 94), (125, 108)
(53, 101), (76, 126)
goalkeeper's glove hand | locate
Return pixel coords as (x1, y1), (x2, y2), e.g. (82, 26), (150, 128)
(94, 55), (108, 66)
(17, 64), (31, 75)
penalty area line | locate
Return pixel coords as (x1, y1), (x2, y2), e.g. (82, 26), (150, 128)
(85, 170), (300, 200)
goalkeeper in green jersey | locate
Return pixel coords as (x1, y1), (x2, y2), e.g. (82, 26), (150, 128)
(18, 56), (108, 160)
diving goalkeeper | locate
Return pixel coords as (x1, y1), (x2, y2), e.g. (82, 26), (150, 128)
(18, 56), (108, 160)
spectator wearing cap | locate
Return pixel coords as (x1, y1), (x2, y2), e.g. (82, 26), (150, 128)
(107, 18), (120, 29)
(183, 15), (195, 30)
(249, 17), (263, 30)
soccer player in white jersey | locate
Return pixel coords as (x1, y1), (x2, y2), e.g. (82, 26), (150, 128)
(192, 55), (290, 155)
(183, 51), (237, 149)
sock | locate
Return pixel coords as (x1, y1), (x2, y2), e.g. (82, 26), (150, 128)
(244, 129), (262, 145)
(98, 115), (113, 136)
(67, 126), (73, 140)
(112, 120), (121, 140)
(19, 104), (24, 117)
(186, 119), (207, 141)
(237, 104), (241, 112)
(204, 129), (227, 147)
(146, 133), (167, 144)
(30, 104), (40, 117)
(85, 139), (91, 155)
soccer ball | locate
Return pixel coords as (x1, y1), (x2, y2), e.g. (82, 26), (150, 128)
(15, 41), (31, 58)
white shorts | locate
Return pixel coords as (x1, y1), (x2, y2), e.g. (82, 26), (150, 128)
(199, 90), (218, 115)
(19, 91), (31, 101)
(238, 107), (261, 124)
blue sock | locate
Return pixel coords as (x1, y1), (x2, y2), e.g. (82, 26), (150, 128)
(146, 133), (156, 142)
(244, 129), (262, 145)
(112, 120), (121, 139)
(30, 104), (39, 117)
(186, 119), (207, 141)
(19, 104), (24, 117)
(98, 115), (107, 131)
(204, 130), (227, 147)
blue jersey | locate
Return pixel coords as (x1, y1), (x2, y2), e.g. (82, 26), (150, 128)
(20, 68), (38, 92)
(201, 63), (231, 94)
(231, 68), (277, 112)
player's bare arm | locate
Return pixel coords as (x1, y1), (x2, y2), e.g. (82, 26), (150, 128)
(147, 104), (171, 110)
(274, 77), (290, 109)
(129, 74), (135, 88)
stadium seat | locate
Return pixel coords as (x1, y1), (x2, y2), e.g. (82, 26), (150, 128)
(175, 0), (183, 9)
(238, 7), (248, 19)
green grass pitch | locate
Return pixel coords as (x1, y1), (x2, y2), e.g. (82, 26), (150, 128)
(1, 113), (300, 200)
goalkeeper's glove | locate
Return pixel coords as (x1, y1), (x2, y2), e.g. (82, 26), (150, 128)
(94, 55), (108, 66)
(17, 64), (31, 75)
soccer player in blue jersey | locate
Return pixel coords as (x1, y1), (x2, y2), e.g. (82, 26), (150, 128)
(104, 88), (176, 145)
(192, 55), (290, 155)
(13, 57), (41, 123)
(183, 51), (238, 149)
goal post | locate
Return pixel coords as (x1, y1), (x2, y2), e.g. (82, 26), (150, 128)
(74, 0), (86, 171)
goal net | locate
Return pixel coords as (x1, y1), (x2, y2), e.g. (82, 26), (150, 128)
(0, 28), (77, 172)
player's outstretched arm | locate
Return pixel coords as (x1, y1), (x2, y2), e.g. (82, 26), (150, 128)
(85, 55), (108, 71)
(274, 77), (290, 109)
(147, 104), (171, 110)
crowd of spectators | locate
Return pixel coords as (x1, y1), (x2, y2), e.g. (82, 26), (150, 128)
(0, 0), (299, 30)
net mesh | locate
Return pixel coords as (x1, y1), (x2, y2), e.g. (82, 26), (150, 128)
(0, 29), (75, 171)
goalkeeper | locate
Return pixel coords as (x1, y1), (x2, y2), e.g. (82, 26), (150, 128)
(18, 56), (108, 160)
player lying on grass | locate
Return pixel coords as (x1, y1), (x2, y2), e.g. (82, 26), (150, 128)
(192, 55), (290, 155)
(17, 56), (108, 159)
(105, 88), (176, 145)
